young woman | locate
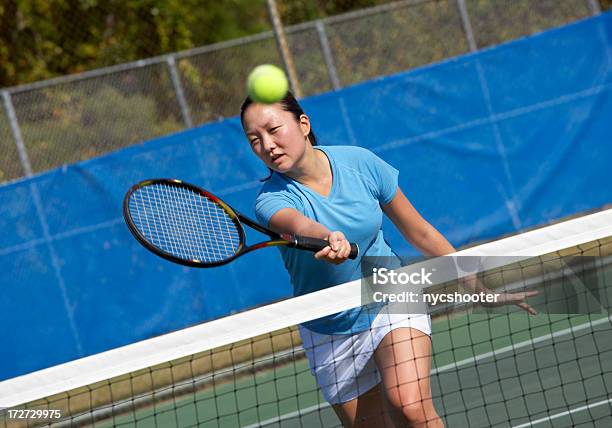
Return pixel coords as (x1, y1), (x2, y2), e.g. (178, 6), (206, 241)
(240, 92), (536, 428)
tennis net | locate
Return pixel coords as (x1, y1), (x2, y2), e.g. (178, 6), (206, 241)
(1, 209), (611, 427)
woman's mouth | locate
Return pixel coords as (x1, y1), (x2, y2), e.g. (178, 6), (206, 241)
(271, 154), (285, 164)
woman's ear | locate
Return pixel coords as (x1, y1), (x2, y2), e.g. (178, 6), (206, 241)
(299, 114), (311, 138)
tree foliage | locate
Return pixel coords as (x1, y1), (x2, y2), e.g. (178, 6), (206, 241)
(0, 0), (272, 88)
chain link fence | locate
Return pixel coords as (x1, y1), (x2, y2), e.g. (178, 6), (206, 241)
(0, 0), (601, 184)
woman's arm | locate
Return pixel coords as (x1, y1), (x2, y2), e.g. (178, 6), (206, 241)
(383, 187), (538, 313)
(382, 187), (455, 257)
(268, 208), (352, 263)
(268, 207), (329, 239)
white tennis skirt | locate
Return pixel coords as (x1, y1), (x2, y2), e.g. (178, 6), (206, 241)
(299, 307), (432, 405)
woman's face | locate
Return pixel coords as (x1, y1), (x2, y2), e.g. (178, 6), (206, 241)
(242, 103), (311, 174)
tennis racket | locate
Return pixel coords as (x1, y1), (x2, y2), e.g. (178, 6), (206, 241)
(123, 178), (359, 267)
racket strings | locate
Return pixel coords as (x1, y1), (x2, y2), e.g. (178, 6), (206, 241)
(129, 183), (241, 263)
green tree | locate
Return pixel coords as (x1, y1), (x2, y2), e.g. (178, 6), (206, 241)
(0, 0), (270, 88)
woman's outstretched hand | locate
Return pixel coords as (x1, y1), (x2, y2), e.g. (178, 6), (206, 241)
(315, 231), (352, 264)
(481, 289), (540, 315)
(462, 275), (540, 315)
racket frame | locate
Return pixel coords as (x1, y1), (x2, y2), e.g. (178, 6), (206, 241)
(123, 178), (356, 268)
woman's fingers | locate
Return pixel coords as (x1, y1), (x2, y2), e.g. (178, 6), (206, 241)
(511, 290), (539, 315)
(314, 246), (332, 260)
(326, 241), (347, 262)
(316, 231), (351, 264)
(339, 238), (353, 260)
(518, 302), (537, 315)
(491, 290), (539, 315)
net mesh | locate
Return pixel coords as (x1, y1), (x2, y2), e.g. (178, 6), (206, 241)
(1, 210), (611, 428)
(127, 183), (242, 264)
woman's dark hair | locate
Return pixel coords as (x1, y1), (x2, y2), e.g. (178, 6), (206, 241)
(240, 91), (317, 146)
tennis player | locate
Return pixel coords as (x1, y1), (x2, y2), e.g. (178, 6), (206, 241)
(240, 92), (536, 427)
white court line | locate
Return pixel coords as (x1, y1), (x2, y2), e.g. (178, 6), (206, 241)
(243, 403), (330, 428)
(246, 316), (612, 428)
(511, 397), (612, 428)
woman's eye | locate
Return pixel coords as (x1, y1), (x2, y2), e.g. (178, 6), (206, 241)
(250, 138), (259, 146)
(270, 126), (280, 133)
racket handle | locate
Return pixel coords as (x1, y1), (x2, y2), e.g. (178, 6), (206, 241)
(291, 235), (359, 260)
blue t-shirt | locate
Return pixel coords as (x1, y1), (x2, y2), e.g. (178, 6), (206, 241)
(255, 145), (400, 334)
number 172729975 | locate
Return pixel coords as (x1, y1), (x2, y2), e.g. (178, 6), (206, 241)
(5, 409), (62, 419)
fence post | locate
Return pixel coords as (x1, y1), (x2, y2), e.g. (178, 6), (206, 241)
(166, 55), (194, 128)
(267, 0), (302, 97)
(587, 0), (601, 15)
(457, 0), (477, 52)
(316, 20), (342, 91)
(2, 90), (33, 177)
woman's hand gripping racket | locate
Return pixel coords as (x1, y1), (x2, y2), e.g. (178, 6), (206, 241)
(123, 179), (359, 267)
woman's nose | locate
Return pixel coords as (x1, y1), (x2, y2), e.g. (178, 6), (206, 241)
(261, 135), (276, 151)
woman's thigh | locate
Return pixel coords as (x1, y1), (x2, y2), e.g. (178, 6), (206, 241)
(374, 327), (437, 420)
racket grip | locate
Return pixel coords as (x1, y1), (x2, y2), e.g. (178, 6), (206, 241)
(292, 235), (359, 260)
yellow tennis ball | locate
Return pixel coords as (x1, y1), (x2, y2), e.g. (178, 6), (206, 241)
(247, 64), (289, 104)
